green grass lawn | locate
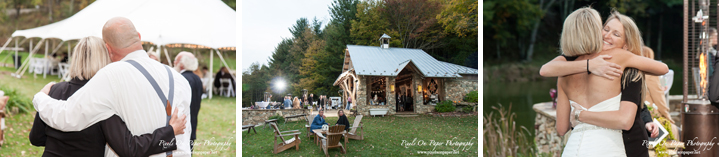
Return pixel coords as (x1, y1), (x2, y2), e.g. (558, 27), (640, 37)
(241, 115), (479, 156)
(0, 66), (237, 156)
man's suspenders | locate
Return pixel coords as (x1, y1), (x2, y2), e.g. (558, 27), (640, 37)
(126, 60), (174, 157)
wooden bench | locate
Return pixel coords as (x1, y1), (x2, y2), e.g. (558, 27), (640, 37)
(284, 114), (306, 124)
(242, 124), (257, 134)
(264, 119), (278, 129)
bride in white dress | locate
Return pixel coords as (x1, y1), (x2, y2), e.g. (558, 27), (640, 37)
(555, 7), (668, 157)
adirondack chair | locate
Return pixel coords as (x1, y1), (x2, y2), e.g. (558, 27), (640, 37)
(318, 125), (347, 157)
(305, 114), (317, 138)
(346, 115), (364, 143)
(270, 122), (301, 154)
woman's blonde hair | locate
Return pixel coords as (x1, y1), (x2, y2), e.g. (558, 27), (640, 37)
(560, 7), (603, 56)
(67, 36), (111, 80)
(605, 10), (644, 57)
(607, 10), (647, 107)
(642, 46), (654, 59)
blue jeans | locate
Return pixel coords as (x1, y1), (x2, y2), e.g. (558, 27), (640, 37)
(346, 102), (352, 110)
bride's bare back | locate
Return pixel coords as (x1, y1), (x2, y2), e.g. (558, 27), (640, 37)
(560, 48), (660, 109)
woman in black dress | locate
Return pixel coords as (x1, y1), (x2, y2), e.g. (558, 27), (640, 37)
(29, 36), (187, 157)
(335, 110), (351, 131)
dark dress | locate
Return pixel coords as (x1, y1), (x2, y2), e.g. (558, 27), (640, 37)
(28, 78), (177, 157)
(619, 68), (650, 157)
(213, 71), (235, 91)
(182, 71), (203, 151)
(335, 115), (351, 131)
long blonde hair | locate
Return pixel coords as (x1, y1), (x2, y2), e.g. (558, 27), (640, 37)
(607, 10), (647, 107)
(560, 7), (604, 56)
(67, 36), (111, 80)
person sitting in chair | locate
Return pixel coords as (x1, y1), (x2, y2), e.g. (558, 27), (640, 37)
(335, 110), (350, 131)
(310, 110), (329, 130)
(213, 66), (235, 94)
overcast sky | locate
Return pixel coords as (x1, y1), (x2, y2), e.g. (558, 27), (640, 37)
(241, 0), (333, 71)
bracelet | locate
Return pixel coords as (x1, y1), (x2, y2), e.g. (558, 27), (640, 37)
(587, 59), (591, 74)
(575, 109), (583, 122)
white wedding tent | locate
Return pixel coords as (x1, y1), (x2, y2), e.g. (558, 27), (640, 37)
(0, 0), (236, 98)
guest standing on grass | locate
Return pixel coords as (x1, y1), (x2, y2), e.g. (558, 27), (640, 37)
(310, 110), (329, 130)
(346, 97), (353, 110)
(29, 36), (187, 156)
(309, 93), (315, 109)
(173, 51), (203, 152)
(318, 95), (325, 110)
(335, 110), (350, 131)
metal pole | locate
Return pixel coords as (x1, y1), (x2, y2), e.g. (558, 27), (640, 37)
(682, 0), (688, 144)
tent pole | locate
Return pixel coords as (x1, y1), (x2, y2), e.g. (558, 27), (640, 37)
(157, 45), (162, 63)
(0, 37), (13, 57)
(48, 41), (66, 56)
(164, 46), (172, 67)
(44, 40), (48, 79)
(214, 49), (234, 79)
(15, 38), (18, 69)
(17, 39), (46, 78)
(30, 39), (35, 78)
(209, 49), (213, 99)
(16, 38), (29, 47)
(67, 41), (71, 62)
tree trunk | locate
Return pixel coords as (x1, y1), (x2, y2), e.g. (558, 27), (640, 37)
(646, 18), (652, 47)
(562, 0), (568, 18)
(526, 21), (540, 62)
(69, 0), (74, 14)
(525, 0), (557, 62)
(496, 42), (500, 59)
(15, 6), (21, 19)
(48, 0), (53, 22)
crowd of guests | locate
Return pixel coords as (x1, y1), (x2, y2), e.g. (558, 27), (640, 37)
(255, 92), (350, 111)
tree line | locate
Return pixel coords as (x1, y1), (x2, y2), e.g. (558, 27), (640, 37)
(484, 0), (684, 64)
(242, 0), (478, 107)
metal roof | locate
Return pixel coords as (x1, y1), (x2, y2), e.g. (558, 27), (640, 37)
(439, 61), (479, 75)
(379, 34), (391, 39)
(345, 45), (477, 78)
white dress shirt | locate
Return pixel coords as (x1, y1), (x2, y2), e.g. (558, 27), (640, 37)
(33, 50), (193, 157)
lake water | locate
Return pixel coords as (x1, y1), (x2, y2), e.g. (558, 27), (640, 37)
(483, 79), (558, 137)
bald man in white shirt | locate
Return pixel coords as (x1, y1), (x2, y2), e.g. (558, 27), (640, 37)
(33, 17), (192, 157)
